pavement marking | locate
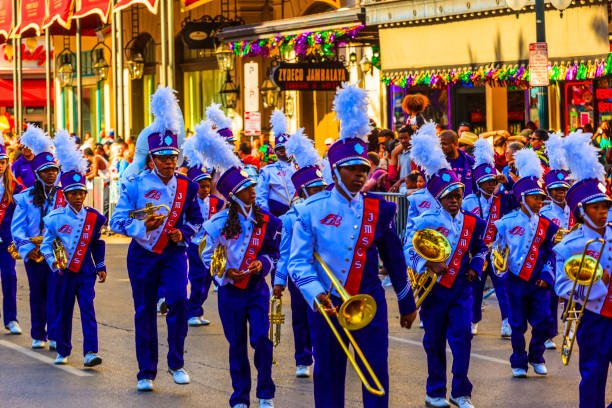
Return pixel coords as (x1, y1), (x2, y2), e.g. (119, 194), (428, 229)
(0, 339), (94, 377)
(389, 336), (510, 366)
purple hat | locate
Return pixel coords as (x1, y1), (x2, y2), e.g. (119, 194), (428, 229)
(32, 152), (58, 173)
(0, 144), (7, 160)
(427, 169), (464, 200)
(217, 166), (256, 200)
(328, 138), (370, 169)
(512, 148), (546, 202)
(291, 165), (326, 192)
(187, 166), (211, 183)
(473, 163), (496, 185)
(148, 130), (180, 156)
(512, 176), (546, 202)
(566, 178), (611, 217)
(60, 171), (87, 192)
(544, 169), (570, 190)
(217, 128), (236, 143)
(275, 133), (289, 149)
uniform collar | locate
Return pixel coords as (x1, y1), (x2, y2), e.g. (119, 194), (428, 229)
(331, 185), (363, 208)
(68, 204), (85, 216)
(441, 208), (464, 235)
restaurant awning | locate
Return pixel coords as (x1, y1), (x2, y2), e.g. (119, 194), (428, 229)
(0, 0), (13, 42)
(72, 0), (113, 26)
(0, 78), (53, 107)
(15, 0), (46, 37)
(45, 0), (75, 30)
(114, 0), (158, 15)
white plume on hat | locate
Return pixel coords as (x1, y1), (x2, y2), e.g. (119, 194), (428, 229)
(562, 130), (604, 182)
(410, 121), (450, 177)
(544, 132), (569, 171)
(191, 120), (241, 173)
(285, 128), (320, 168)
(181, 135), (208, 169)
(20, 124), (53, 155)
(333, 83), (370, 142)
(473, 137), (495, 168)
(206, 103), (232, 130)
(270, 109), (288, 138)
(514, 148), (544, 179)
(53, 129), (88, 174)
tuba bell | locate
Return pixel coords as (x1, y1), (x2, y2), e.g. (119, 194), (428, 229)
(52, 238), (68, 270)
(8, 236), (44, 262)
(560, 238), (605, 365)
(128, 203), (170, 221)
(211, 244), (227, 278)
(410, 229), (452, 308)
(269, 297), (284, 366)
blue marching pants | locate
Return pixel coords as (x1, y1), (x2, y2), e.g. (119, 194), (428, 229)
(308, 287), (389, 408)
(127, 242), (188, 380)
(576, 310), (612, 408)
(420, 278), (473, 399)
(504, 274), (553, 369)
(472, 263), (509, 323)
(288, 278), (313, 367)
(218, 279), (275, 407)
(24, 259), (56, 341)
(186, 244), (213, 319)
(549, 291), (559, 338)
(0, 246), (18, 326)
(54, 268), (98, 358)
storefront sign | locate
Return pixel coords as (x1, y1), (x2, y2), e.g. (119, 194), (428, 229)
(244, 62), (259, 112)
(596, 88), (612, 113)
(272, 60), (348, 91)
(244, 111), (261, 136)
(180, 15), (243, 50)
(0, 40), (52, 71)
(529, 42), (549, 87)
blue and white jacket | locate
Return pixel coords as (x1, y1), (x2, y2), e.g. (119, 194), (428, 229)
(255, 160), (297, 211)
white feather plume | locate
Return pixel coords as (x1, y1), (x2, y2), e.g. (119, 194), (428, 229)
(285, 128), (320, 168)
(473, 137), (495, 167)
(192, 120), (241, 173)
(206, 103), (232, 130)
(270, 110), (288, 137)
(544, 132), (569, 171)
(562, 130), (605, 182)
(20, 124), (52, 155)
(333, 82), (370, 141)
(322, 158), (333, 185)
(149, 86), (181, 137)
(409, 121), (449, 177)
(181, 136), (207, 169)
(53, 129), (88, 174)
(514, 148), (544, 179)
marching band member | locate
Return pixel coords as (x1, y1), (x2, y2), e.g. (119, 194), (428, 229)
(110, 87), (203, 391)
(12, 124), (64, 349)
(540, 132), (573, 350)
(439, 130), (475, 196)
(41, 130), (106, 367)
(290, 84), (417, 408)
(0, 137), (24, 335)
(182, 137), (225, 326)
(273, 127), (326, 378)
(555, 131), (612, 408)
(405, 123), (486, 408)
(197, 120), (281, 408)
(462, 138), (516, 337)
(492, 148), (557, 378)
(255, 110), (297, 217)
(12, 142), (36, 188)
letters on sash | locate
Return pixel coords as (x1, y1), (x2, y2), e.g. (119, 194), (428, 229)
(568, 210), (575, 229)
(209, 196), (219, 219)
(600, 282), (612, 317)
(152, 178), (189, 254)
(439, 214), (477, 288)
(234, 213), (270, 289)
(483, 196), (501, 245)
(68, 211), (98, 273)
(344, 198), (380, 296)
(54, 189), (65, 209)
(518, 217), (550, 281)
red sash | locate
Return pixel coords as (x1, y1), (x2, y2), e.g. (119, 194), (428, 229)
(518, 217), (551, 281)
(568, 210), (575, 229)
(344, 198), (380, 295)
(209, 196), (219, 219)
(54, 189), (65, 209)
(234, 213), (270, 289)
(0, 184), (13, 226)
(439, 214), (477, 288)
(600, 283), (612, 318)
(68, 210), (98, 273)
(483, 196), (501, 245)
(152, 178), (189, 254)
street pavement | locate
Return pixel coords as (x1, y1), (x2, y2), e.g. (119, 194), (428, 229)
(0, 239), (610, 408)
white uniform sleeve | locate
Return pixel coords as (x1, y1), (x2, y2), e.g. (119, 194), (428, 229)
(40, 214), (59, 272)
(11, 193), (37, 259)
(109, 178), (148, 240)
(255, 168), (270, 211)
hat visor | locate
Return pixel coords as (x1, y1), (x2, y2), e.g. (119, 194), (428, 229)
(151, 148), (180, 156)
(0, 154), (8, 160)
(476, 175), (497, 184)
(305, 179), (326, 188)
(524, 189), (547, 197)
(232, 178), (256, 196)
(36, 163), (59, 172)
(335, 157), (371, 168)
(546, 182), (570, 190)
(584, 194), (612, 205)
(438, 182), (465, 199)
(193, 174), (212, 182)
(63, 184), (87, 193)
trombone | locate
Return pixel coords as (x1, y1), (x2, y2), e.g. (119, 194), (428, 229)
(269, 297), (284, 366)
(410, 229), (452, 308)
(128, 203), (170, 221)
(560, 238), (605, 365)
(313, 252), (385, 396)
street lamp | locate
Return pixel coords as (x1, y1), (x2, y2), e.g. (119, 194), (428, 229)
(551, 0), (572, 16)
(261, 77), (280, 109)
(506, 0), (528, 12)
(56, 51), (74, 87)
(220, 71), (239, 109)
(92, 41), (111, 82)
(215, 42), (235, 71)
(360, 56), (373, 76)
(124, 39), (145, 80)
(284, 93), (295, 119)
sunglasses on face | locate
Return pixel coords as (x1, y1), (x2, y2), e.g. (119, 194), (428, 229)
(156, 155), (179, 163)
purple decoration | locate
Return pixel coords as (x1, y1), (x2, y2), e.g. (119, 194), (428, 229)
(427, 169), (463, 199)
(217, 166), (255, 200)
(328, 138), (370, 169)
(148, 130), (179, 155)
(32, 152), (58, 173)
(291, 165), (325, 192)
(60, 170), (87, 192)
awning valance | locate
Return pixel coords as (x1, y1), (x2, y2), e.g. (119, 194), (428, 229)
(72, 0), (112, 25)
(114, 0), (158, 15)
(16, 0), (46, 37)
(45, 0), (74, 29)
(0, 78), (53, 106)
(0, 0), (13, 41)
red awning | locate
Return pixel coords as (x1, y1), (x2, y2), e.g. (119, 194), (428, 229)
(0, 78), (53, 107)
(72, 0), (112, 26)
(45, 0), (75, 30)
(16, 0), (46, 37)
(0, 0), (13, 42)
(114, 0), (158, 15)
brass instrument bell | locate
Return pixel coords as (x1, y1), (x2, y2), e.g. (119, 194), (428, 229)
(128, 203), (170, 221)
(410, 229), (452, 308)
(492, 245), (510, 275)
(9, 236), (44, 262)
(269, 297), (284, 366)
(211, 244), (227, 278)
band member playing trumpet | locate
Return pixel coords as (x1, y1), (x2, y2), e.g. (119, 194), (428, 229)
(110, 87), (203, 391)
(492, 148), (558, 378)
(12, 124), (65, 349)
(290, 84), (417, 408)
(405, 123), (486, 408)
(196, 120), (281, 408)
(555, 131), (612, 408)
(273, 127), (327, 378)
(462, 138), (516, 338)
(41, 130), (106, 367)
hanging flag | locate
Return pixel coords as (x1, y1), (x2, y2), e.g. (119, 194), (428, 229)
(72, 0), (112, 24)
(114, 0), (158, 15)
(180, 0), (213, 12)
(45, 0), (74, 29)
(0, 0), (13, 42)
(17, 0), (46, 37)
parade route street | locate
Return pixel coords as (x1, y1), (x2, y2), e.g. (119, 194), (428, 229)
(0, 239), (610, 408)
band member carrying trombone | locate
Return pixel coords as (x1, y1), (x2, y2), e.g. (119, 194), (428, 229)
(289, 84), (417, 408)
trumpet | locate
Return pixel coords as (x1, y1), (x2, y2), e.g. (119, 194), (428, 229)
(8, 236), (44, 262)
(560, 238), (605, 365)
(313, 252), (385, 396)
(269, 297), (285, 366)
(128, 203), (170, 221)
(52, 238), (68, 270)
(410, 229), (452, 309)
(198, 235), (208, 260)
(211, 244), (227, 278)
(491, 244), (509, 275)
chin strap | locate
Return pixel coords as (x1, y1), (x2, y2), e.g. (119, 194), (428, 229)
(333, 167), (359, 205)
(477, 186), (494, 201)
(231, 195), (256, 224)
(579, 206), (603, 231)
(149, 153), (164, 178)
(521, 195), (537, 221)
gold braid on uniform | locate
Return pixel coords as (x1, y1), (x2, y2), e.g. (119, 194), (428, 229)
(221, 200), (265, 240)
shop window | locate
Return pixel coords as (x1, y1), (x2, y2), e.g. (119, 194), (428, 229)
(183, 69), (224, 133)
(564, 81), (593, 133)
(453, 86), (486, 134)
(507, 89), (527, 135)
(388, 85), (449, 131)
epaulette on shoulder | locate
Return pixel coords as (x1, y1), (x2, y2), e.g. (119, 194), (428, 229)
(504, 208), (521, 219)
(209, 208), (229, 224)
(303, 190), (330, 206)
(46, 206), (65, 217)
(562, 226), (585, 243)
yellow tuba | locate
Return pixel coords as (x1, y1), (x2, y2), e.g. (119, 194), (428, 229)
(491, 244), (510, 276)
(52, 238), (68, 270)
(211, 244), (227, 278)
(8, 236), (44, 262)
(410, 229), (452, 309)
(560, 238), (605, 365)
(313, 252), (384, 396)
(269, 297), (284, 366)
(128, 203), (170, 221)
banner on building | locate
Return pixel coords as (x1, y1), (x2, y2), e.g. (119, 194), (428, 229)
(180, 0), (213, 12)
(72, 0), (112, 24)
(114, 0), (158, 14)
(0, 0), (13, 41)
(17, 0), (46, 36)
(45, 0), (74, 29)
(272, 60), (348, 91)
